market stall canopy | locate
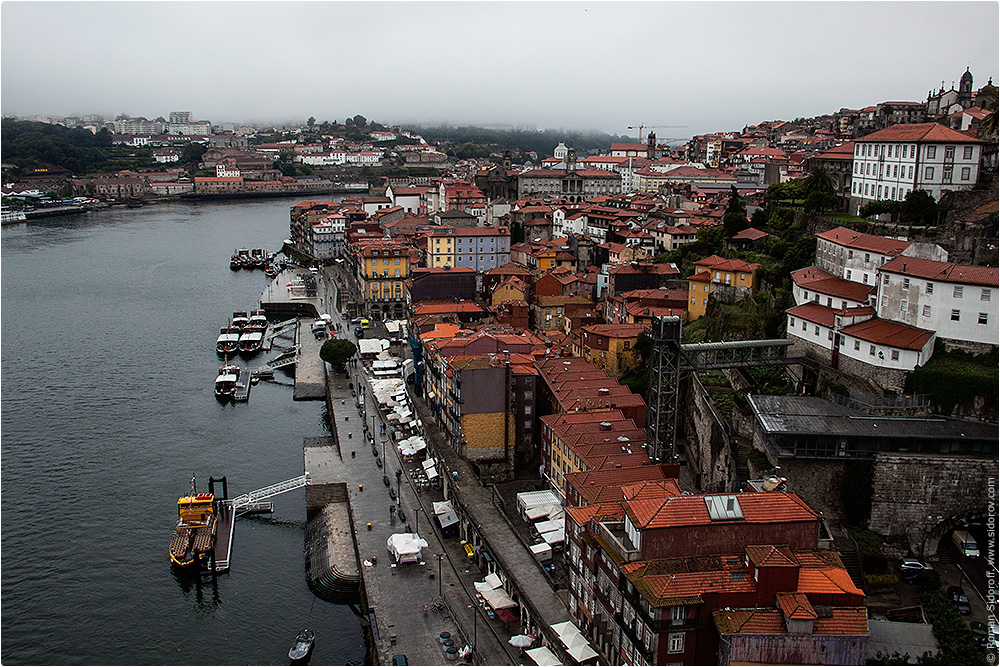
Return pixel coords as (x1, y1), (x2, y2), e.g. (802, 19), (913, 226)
(496, 608), (518, 623)
(484, 573), (503, 589)
(386, 533), (428, 562)
(534, 518), (563, 535)
(530, 542), (552, 560)
(483, 588), (517, 610)
(541, 528), (565, 545)
(525, 503), (560, 521)
(525, 646), (561, 666)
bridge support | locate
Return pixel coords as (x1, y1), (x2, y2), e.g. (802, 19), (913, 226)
(647, 316), (683, 464)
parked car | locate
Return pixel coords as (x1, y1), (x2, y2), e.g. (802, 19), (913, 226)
(898, 558), (933, 581)
(391, 655), (408, 665)
(970, 621), (988, 648)
(946, 585), (971, 614)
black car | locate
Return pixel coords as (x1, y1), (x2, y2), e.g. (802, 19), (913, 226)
(946, 585), (971, 614)
(391, 655), (408, 665)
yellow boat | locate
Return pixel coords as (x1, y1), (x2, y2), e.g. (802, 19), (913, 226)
(169, 492), (218, 570)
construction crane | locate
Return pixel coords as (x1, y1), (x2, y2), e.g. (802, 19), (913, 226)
(627, 124), (687, 142)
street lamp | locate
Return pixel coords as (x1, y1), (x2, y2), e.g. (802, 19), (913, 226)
(957, 520), (969, 592)
(435, 553), (444, 597)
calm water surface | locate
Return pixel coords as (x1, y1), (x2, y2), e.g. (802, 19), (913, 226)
(1, 199), (366, 665)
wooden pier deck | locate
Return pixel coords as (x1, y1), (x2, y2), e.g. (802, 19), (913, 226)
(233, 378), (251, 402)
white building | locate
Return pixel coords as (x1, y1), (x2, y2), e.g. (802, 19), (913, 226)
(216, 159), (240, 178)
(849, 122), (983, 214)
(814, 226), (913, 287)
(790, 266), (874, 309)
(876, 255), (998, 348)
(553, 142), (569, 160)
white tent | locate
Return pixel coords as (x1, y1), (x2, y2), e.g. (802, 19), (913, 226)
(422, 458), (436, 471)
(541, 528), (565, 545)
(432, 500), (459, 528)
(482, 588), (517, 610)
(424, 466), (439, 480)
(517, 490), (561, 518)
(474, 581), (493, 593)
(525, 503), (560, 521)
(530, 542), (552, 561)
(525, 646), (561, 666)
(533, 518), (563, 535)
(549, 622), (578, 638)
(562, 632), (598, 662)
(484, 572), (503, 589)
(386, 533), (428, 564)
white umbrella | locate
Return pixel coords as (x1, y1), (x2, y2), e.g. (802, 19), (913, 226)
(509, 634), (534, 649)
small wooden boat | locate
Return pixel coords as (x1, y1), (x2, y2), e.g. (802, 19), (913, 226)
(288, 629), (315, 663)
(248, 309), (269, 332)
(217, 325), (241, 355)
(215, 363), (241, 400)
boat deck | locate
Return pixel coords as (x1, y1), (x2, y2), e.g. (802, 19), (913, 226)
(213, 501), (236, 572)
(233, 379), (251, 402)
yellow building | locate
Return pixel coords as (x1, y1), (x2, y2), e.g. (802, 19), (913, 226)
(579, 323), (647, 378)
(424, 232), (455, 268)
(686, 254), (760, 320)
(357, 240), (410, 319)
(491, 276), (529, 306)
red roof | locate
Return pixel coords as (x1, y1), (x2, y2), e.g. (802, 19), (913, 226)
(776, 591), (817, 620)
(791, 266), (875, 303)
(625, 492), (818, 530)
(880, 256), (999, 287)
(745, 545), (798, 568)
(858, 122), (984, 144)
(714, 607), (868, 635)
(731, 227), (770, 242)
(785, 302), (875, 328)
(815, 227), (911, 256)
(694, 254), (761, 273)
(839, 318), (934, 351)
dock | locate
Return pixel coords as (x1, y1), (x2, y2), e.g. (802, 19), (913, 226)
(212, 500), (236, 572)
(233, 378), (251, 402)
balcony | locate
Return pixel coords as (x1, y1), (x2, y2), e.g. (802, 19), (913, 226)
(597, 521), (641, 562)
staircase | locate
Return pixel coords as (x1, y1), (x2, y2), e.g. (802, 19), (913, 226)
(735, 443), (751, 487)
(838, 548), (867, 592)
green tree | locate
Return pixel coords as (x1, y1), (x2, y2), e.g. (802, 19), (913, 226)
(723, 186), (748, 236)
(320, 338), (358, 367)
(307, 116), (316, 127)
(900, 189), (939, 225)
(802, 190), (837, 214)
(802, 164), (836, 196)
(351, 114), (367, 128)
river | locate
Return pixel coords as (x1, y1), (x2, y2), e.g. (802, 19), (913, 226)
(1, 199), (367, 665)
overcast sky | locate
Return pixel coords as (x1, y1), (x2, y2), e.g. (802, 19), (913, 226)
(2, 2), (997, 139)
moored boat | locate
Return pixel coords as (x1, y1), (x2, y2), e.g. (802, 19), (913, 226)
(170, 486), (218, 571)
(231, 310), (250, 331)
(215, 363), (241, 400)
(248, 309), (269, 332)
(288, 629), (315, 663)
(235, 248), (252, 269)
(216, 325), (241, 355)
(238, 331), (264, 356)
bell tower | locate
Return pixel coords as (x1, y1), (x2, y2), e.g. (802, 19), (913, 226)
(959, 68), (974, 108)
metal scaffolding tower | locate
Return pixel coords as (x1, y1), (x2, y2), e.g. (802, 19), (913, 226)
(646, 316), (683, 464)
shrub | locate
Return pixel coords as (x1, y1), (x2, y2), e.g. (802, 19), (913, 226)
(747, 448), (771, 472)
(865, 573), (898, 589)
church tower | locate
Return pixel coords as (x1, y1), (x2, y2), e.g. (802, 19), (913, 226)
(647, 132), (657, 160)
(567, 148), (577, 173)
(959, 68), (974, 108)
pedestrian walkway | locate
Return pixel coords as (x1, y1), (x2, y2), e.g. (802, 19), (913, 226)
(408, 396), (573, 646)
(319, 302), (514, 666)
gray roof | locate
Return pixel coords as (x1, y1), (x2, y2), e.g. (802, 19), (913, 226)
(748, 395), (998, 440)
(867, 619), (938, 662)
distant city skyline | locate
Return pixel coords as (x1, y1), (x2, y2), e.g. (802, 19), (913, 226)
(2, 2), (997, 140)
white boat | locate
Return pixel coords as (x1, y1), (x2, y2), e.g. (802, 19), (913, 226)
(247, 309), (269, 332)
(215, 364), (241, 400)
(238, 331), (264, 356)
(216, 326), (241, 355)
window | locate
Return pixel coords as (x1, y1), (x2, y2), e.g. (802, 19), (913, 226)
(891, 350), (899, 361)
(828, 330), (833, 340)
(926, 282), (934, 294)
(846, 270), (852, 280)
(881, 295), (888, 308)
(523, 404), (532, 415)
(954, 286), (964, 298)
(925, 166), (934, 180)
(908, 165), (914, 179)
(943, 166), (952, 183)
(903, 278), (910, 289)
(927, 146), (936, 159)
(884, 274), (890, 285)
(789, 317), (795, 327)
(979, 312), (988, 325)
(814, 325), (820, 335)
(900, 300), (908, 314)
(893, 165), (898, 178)
(690, 297), (695, 304)
(964, 146), (974, 159)
(395, 257), (400, 265)
(946, 146), (955, 160)
(668, 633), (684, 654)
(982, 288), (991, 302)
(922, 304), (931, 317)
(870, 345), (876, 357)
(961, 167), (971, 181)
(951, 309), (961, 321)
(801, 321), (807, 331)
(854, 340), (861, 351)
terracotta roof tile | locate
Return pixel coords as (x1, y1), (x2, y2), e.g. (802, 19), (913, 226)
(776, 591), (817, 619)
(745, 545), (798, 568)
(815, 227), (911, 255)
(858, 122), (984, 144)
(880, 256), (999, 287)
(838, 318), (934, 351)
(791, 266), (875, 303)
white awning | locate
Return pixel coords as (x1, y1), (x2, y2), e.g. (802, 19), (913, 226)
(474, 581), (493, 593)
(425, 466), (438, 480)
(541, 528), (565, 545)
(484, 572), (503, 589)
(422, 457), (436, 470)
(483, 588), (517, 610)
(432, 500), (458, 528)
(530, 542), (552, 559)
(534, 518), (563, 534)
(550, 621), (579, 638)
(564, 635), (598, 662)
(525, 503), (559, 521)
(525, 646), (561, 666)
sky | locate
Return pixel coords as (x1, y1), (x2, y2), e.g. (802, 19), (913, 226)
(2, 1), (998, 140)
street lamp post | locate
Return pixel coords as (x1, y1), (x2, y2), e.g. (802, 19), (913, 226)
(957, 521), (969, 592)
(436, 553), (443, 597)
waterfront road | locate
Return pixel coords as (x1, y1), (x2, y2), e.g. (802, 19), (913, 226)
(318, 298), (514, 665)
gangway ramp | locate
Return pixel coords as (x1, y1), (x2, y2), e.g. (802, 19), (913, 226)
(231, 474), (310, 516)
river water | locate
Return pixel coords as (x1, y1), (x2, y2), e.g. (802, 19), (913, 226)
(1, 199), (366, 665)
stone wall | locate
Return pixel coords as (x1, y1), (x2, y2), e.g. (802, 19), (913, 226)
(869, 453), (995, 558)
(682, 375), (737, 493)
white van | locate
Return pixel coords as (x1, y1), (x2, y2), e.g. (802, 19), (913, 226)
(952, 530), (980, 558)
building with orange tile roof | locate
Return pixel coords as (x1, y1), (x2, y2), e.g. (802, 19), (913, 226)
(686, 255), (761, 320)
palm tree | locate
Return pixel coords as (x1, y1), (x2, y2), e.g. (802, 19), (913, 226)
(803, 164), (836, 196)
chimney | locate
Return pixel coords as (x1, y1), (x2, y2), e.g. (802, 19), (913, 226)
(600, 421), (613, 431)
